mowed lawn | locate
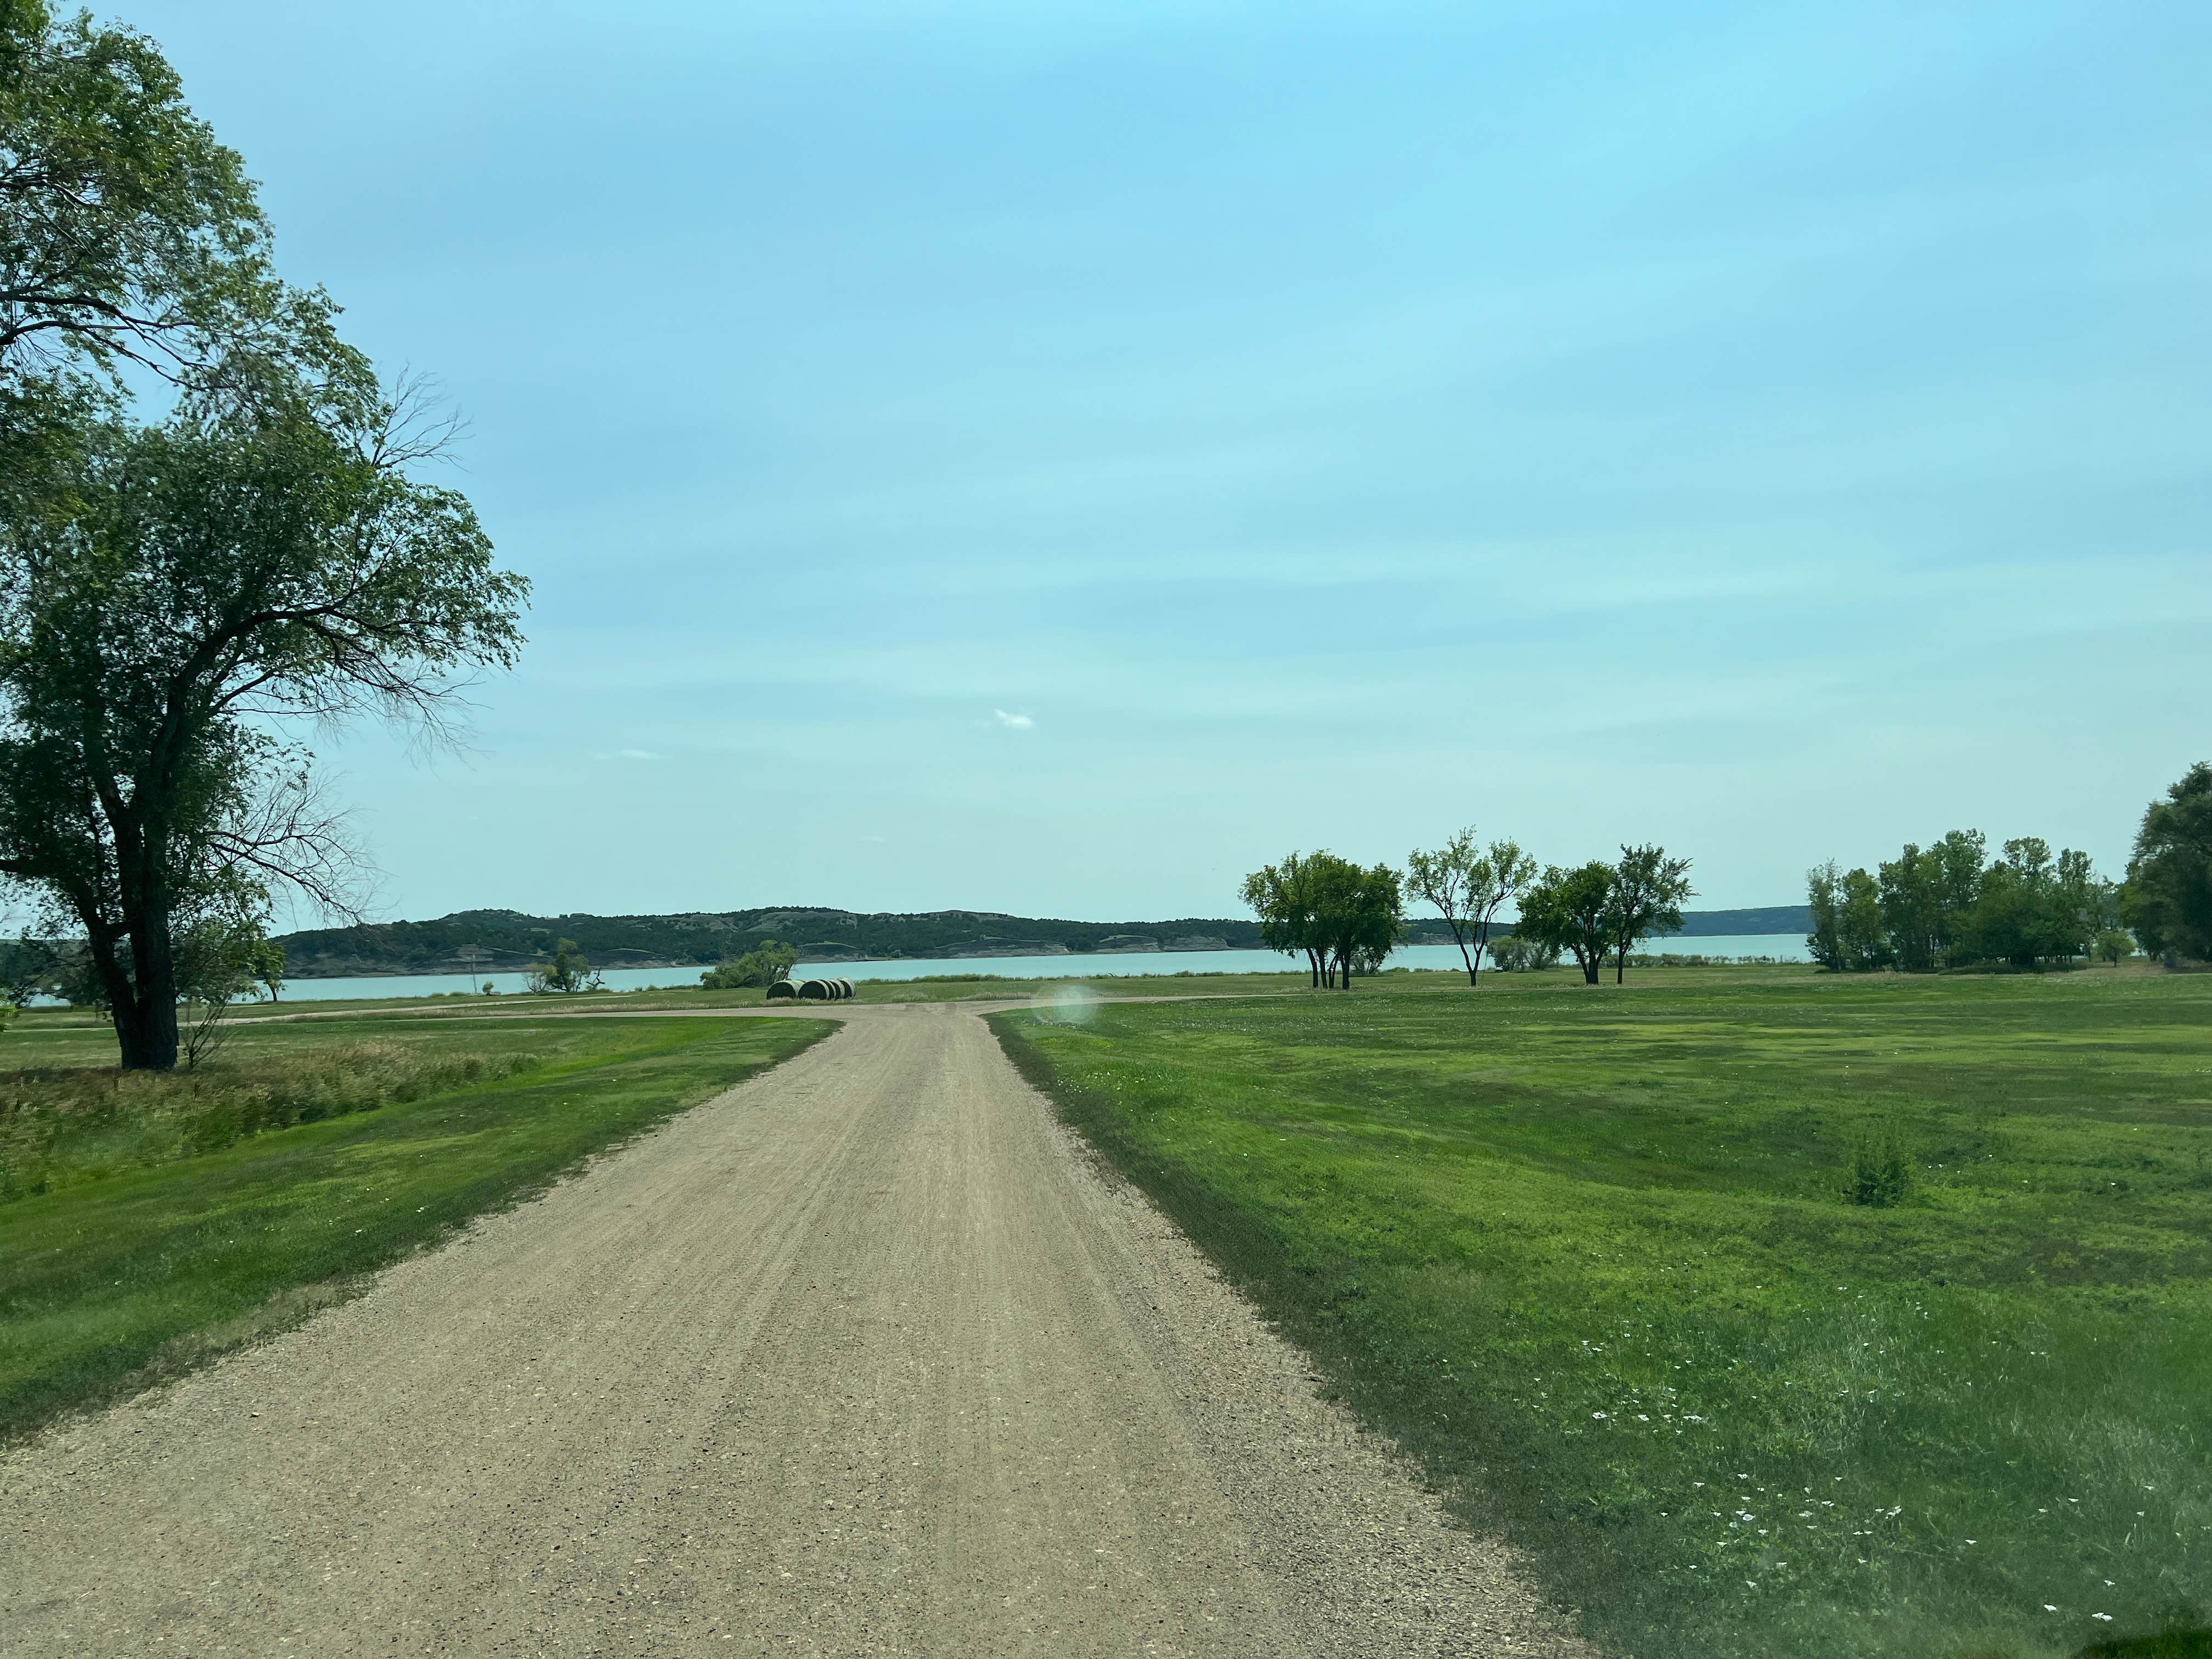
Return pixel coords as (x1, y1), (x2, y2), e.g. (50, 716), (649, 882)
(993, 968), (2212, 1659)
(0, 1009), (829, 1443)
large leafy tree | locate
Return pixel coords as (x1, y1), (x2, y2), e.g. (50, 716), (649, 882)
(0, 353), (528, 1068)
(1407, 826), (1534, 986)
(1314, 857), (1402, 989)
(1519, 861), (1615, 986)
(1242, 850), (1401, 989)
(2123, 763), (2212, 962)
(0, 5), (527, 1069)
(1602, 843), (1693, 984)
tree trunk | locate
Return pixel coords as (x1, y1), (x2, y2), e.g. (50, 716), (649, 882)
(114, 986), (180, 1070)
(1615, 942), (1627, 984)
(103, 891), (181, 1071)
(1454, 923), (1477, 986)
(1582, 952), (1600, 986)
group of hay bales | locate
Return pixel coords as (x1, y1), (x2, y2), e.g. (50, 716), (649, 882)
(764, 977), (855, 1002)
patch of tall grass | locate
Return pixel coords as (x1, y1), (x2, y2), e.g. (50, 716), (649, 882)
(1844, 1119), (1917, 1207)
(0, 1042), (541, 1201)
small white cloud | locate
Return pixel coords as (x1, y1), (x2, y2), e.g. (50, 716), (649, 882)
(993, 709), (1035, 730)
(594, 748), (669, 761)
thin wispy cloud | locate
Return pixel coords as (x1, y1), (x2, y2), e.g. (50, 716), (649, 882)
(993, 710), (1036, 731)
(594, 748), (669, 761)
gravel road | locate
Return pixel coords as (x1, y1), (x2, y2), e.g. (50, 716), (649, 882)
(3, 1003), (1588, 1657)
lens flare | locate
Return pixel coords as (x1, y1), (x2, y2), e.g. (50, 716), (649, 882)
(1035, 981), (1099, 1025)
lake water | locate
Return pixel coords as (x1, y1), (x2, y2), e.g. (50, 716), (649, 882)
(267, 932), (1810, 1003)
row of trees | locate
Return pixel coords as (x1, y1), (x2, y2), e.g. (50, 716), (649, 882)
(1806, 834), (2118, 972)
(1807, 764), (2212, 973)
(1243, 831), (1695, 989)
(0, 5), (528, 1068)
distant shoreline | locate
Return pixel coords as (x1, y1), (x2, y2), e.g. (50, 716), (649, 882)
(274, 906), (1812, 979)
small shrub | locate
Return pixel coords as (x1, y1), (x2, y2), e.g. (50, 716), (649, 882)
(1845, 1120), (1916, 1207)
(1488, 935), (1561, 972)
(701, 939), (798, 990)
(526, 939), (602, 994)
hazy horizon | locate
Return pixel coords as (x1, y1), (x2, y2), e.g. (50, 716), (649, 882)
(278, 898), (1813, 928)
(119, 1), (2210, 925)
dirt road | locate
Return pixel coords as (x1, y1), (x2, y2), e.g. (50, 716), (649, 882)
(3, 1005), (1584, 1657)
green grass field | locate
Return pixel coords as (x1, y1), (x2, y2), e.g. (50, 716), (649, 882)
(0, 1008), (828, 1443)
(991, 966), (2212, 1659)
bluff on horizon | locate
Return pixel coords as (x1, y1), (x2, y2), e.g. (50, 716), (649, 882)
(273, 905), (1813, 977)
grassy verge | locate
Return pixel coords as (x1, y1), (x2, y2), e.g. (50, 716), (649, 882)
(0, 1011), (829, 1443)
(0, 1041), (548, 1200)
(991, 968), (2212, 1659)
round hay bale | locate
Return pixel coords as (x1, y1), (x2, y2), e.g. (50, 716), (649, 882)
(765, 980), (798, 1001)
(836, 978), (855, 1000)
(798, 978), (832, 1000)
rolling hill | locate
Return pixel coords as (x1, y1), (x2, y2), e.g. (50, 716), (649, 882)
(273, 904), (1811, 977)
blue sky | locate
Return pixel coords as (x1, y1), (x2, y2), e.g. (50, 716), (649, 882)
(126, 1), (2210, 921)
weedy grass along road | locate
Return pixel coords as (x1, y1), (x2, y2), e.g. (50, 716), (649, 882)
(0, 1011), (830, 1441)
(993, 967), (2212, 1659)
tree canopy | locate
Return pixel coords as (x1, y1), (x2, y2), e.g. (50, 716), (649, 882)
(701, 940), (798, 990)
(2123, 762), (2212, 962)
(1407, 827), (1534, 986)
(1808, 830), (2115, 973)
(1807, 860), (1886, 972)
(1604, 844), (1694, 984)
(0, 4), (531, 1069)
(1517, 861), (1617, 985)
(0, 1), (273, 401)
(0, 350), (527, 1067)
(1242, 850), (1402, 990)
(526, 939), (600, 995)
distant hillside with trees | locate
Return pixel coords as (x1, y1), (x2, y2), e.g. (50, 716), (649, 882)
(270, 902), (1812, 977)
(275, 909), (1269, 976)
